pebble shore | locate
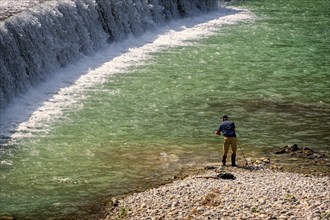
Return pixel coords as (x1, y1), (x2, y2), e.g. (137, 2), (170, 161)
(105, 165), (330, 220)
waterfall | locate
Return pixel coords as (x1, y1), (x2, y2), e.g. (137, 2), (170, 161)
(0, 0), (219, 109)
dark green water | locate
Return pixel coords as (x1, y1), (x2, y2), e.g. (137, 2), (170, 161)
(1, 0), (329, 219)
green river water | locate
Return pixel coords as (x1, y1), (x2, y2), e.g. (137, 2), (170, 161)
(1, 0), (329, 219)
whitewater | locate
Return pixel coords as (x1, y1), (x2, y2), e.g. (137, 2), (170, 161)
(0, 3), (254, 218)
(0, 0), (44, 20)
(1, 0), (330, 219)
(0, 6), (253, 147)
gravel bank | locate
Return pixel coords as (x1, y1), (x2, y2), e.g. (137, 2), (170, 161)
(105, 165), (330, 220)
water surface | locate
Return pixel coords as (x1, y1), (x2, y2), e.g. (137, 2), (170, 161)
(1, 0), (329, 219)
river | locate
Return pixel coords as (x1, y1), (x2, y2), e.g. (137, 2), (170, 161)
(0, 0), (329, 219)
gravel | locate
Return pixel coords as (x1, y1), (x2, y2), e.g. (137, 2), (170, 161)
(105, 165), (330, 220)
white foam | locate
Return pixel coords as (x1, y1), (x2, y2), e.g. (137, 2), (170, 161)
(0, 0), (41, 20)
(0, 8), (254, 143)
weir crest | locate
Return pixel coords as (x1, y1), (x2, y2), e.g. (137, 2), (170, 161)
(0, 0), (219, 108)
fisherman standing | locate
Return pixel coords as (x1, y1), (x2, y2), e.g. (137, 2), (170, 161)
(215, 115), (237, 167)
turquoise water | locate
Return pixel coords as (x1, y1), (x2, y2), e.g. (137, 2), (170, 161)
(1, 0), (330, 219)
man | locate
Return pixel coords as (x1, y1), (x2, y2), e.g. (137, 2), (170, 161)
(215, 115), (237, 166)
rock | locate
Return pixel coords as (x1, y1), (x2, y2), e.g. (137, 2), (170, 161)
(196, 207), (206, 212)
(271, 144), (327, 162)
(273, 147), (287, 154)
(0, 215), (16, 220)
(204, 165), (217, 170)
(106, 166), (330, 220)
(171, 201), (180, 208)
(111, 197), (119, 207)
(261, 157), (271, 164)
(288, 144), (299, 152)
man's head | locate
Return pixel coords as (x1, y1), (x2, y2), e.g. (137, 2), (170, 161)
(222, 115), (229, 121)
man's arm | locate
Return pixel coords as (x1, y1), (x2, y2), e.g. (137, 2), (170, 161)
(215, 125), (221, 135)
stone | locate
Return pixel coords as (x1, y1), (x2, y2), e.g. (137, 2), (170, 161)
(171, 201), (180, 208)
(0, 215), (16, 220)
(106, 165), (330, 220)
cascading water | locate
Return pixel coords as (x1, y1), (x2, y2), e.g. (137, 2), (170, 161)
(0, 0), (218, 109)
(1, 0), (329, 219)
(0, 0), (240, 219)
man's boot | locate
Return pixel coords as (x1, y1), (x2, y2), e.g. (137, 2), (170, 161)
(231, 154), (237, 167)
(222, 156), (227, 166)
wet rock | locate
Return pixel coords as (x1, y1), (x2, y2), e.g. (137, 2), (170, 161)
(0, 215), (16, 220)
(111, 197), (119, 207)
(273, 147), (287, 154)
(271, 144), (327, 161)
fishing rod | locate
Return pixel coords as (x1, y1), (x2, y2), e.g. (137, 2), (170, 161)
(237, 143), (249, 166)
